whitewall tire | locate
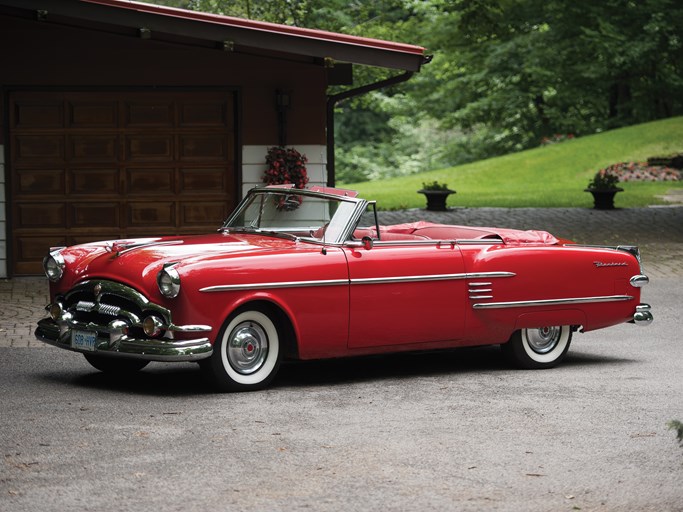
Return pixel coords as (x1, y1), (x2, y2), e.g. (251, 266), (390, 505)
(202, 308), (282, 391)
(501, 325), (572, 369)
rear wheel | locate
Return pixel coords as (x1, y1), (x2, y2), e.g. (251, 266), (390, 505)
(501, 325), (572, 369)
(83, 354), (149, 374)
(201, 308), (282, 392)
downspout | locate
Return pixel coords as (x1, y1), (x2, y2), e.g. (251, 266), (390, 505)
(325, 71), (414, 187)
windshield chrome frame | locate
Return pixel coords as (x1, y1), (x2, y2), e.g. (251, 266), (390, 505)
(221, 187), (367, 245)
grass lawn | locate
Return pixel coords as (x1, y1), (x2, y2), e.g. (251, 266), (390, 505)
(342, 117), (683, 209)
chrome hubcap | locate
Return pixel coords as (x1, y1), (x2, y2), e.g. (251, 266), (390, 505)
(227, 321), (268, 375)
(526, 326), (561, 354)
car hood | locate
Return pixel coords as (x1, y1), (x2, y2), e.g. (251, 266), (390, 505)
(57, 232), (306, 289)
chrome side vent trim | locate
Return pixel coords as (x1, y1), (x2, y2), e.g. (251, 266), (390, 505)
(469, 281), (494, 301)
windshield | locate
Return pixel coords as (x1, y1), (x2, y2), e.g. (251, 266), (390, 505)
(223, 189), (360, 244)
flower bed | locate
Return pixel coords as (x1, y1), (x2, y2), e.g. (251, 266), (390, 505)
(599, 162), (680, 182)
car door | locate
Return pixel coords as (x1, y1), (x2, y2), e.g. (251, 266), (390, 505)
(344, 241), (467, 348)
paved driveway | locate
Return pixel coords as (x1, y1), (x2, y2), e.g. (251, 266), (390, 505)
(1, 207), (682, 511)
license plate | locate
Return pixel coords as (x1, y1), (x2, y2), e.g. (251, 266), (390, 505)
(71, 330), (97, 352)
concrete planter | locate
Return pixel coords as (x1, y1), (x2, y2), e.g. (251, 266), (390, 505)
(585, 187), (624, 210)
(418, 189), (455, 211)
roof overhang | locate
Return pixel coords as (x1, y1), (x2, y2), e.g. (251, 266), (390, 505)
(0, 0), (427, 72)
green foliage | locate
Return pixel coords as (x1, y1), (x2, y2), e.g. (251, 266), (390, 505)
(144, 0), (683, 182)
(344, 117), (683, 209)
(668, 420), (683, 448)
(587, 169), (621, 190)
(416, 0), (683, 162)
(421, 180), (450, 191)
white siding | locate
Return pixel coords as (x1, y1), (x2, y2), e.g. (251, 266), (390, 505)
(0, 147), (6, 278)
(241, 145), (327, 199)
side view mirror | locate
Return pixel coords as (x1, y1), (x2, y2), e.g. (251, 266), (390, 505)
(361, 236), (374, 250)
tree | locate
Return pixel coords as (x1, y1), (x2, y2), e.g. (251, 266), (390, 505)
(418, 0), (683, 159)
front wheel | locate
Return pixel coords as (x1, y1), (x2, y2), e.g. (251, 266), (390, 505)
(501, 325), (572, 369)
(83, 354), (149, 374)
(201, 308), (282, 392)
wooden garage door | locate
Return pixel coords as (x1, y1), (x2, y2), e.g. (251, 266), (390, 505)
(9, 90), (236, 275)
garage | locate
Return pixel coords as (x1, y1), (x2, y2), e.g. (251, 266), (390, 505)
(0, 0), (427, 277)
(10, 90), (236, 274)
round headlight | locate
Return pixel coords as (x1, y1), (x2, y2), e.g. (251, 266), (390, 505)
(43, 252), (65, 282)
(157, 266), (181, 298)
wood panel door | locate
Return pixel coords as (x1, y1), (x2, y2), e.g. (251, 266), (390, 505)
(9, 90), (237, 275)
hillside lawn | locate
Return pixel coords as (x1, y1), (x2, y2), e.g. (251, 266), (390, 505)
(342, 117), (683, 209)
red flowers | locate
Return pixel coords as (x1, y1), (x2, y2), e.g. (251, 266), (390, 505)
(263, 147), (309, 189)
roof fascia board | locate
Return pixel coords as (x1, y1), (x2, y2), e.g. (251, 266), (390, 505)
(0, 0), (425, 71)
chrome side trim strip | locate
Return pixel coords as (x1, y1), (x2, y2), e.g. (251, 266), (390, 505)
(200, 271), (516, 292)
(466, 272), (516, 279)
(201, 279), (349, 292)
(351, 274), (468, 285)
(472, 294), (634, 309)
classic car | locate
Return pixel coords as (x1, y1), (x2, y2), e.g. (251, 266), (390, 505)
(36, 185), (653, 391)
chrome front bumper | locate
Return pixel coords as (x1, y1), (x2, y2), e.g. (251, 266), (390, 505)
(35, 317), (213, 361)
(35, 279), (213, 362)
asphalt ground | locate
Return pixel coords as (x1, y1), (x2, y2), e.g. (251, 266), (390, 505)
(0, 206), (682, 511)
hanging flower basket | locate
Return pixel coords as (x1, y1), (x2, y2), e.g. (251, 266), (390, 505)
(263, 146), (309, 210)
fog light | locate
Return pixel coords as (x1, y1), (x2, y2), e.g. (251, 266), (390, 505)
(143, 315), (164, 337)
(49, 302), (64, 321)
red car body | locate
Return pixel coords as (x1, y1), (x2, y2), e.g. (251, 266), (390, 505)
(36, 186), (653, 390)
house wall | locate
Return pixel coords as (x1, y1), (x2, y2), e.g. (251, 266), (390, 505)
(0, 13), (329, 276)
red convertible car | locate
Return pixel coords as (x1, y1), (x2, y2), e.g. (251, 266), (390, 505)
(36, 185), (653, 391)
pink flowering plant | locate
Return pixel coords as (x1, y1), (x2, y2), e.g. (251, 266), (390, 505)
(599, 161), (680, 183)
(587, 167), (621, 190)
(263, 146), (309, 188)
(263, 146), (309, 210)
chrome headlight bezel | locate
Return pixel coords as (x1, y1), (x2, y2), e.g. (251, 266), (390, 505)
(43, 251), (66, 282)
(157, 265), (181, 298)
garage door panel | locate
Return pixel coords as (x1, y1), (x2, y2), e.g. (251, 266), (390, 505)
(70, 203), (121, 228)
(13, 235), (68, 275)
(126, 135), (174, 161)
(180, 102), (229, 127)
(181, 202), (228, 225)
(71, 169), (120, 195)
(68, 102), (118, 128)
(126, 168), (173, 195)
(14, 169), (65, 195)
(14, 135), (65, 163)
(180, 167), (229, 193)
(16, 203), (66, 228)
(179, 134), (230, 161)
(12, 101), (64, 128)
(125, 102), (174, 127)
(69, 135), (118, 162)
(128, 202), (175, 227)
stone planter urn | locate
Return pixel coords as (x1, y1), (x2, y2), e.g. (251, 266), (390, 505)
(418, 188), (456, 211)
(584, 187), (624, 210)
